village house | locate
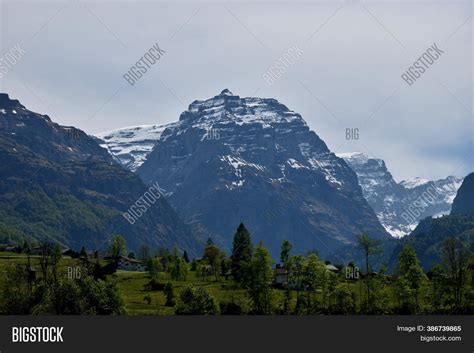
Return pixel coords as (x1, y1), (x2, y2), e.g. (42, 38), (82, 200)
(274, 264), (288, 287)
(117, 256), (146, 272)
(4, 246), (19, 253)
(326, 264), (340, 274)
(61, 248), (78, 258)
(273, 263), (341, 288)
(90, 250), (108, 260)
(30, 246), (45, 255)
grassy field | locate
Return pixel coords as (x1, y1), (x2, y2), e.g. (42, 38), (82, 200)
(113, 270), (377, 315)
(113, 270), (254, 315)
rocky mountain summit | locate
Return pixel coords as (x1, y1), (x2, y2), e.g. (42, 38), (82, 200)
(134, 90), (389, 257)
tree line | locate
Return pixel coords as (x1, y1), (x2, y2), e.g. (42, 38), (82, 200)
(1, 240), (125, 314)
(174, 224), (472, 315)
(1, 223), (472, 315)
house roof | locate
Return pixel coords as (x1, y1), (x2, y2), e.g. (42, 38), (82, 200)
(326, 264), (339, 271)
(274, 267), (287, 275)
(119, 256), (142, 264)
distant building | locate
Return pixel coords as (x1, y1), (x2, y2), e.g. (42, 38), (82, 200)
(61, 248), (78, 258)
(90, 250), (108, 260)
(4, 246), (19, 253)
(117, 256), (146, 271)
(326, 264), (340, 273)
(30, 246), (44, 255)
(274, 264), (288, 287)
(273, 263), (340, 288)
(224, 269), (232, 280)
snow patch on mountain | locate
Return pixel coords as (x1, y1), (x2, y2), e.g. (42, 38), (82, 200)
(400, 177), (430, 189)
(287, 158), (307, 169)
(95, 123), (179, 171)
(220, 155), (265, 178)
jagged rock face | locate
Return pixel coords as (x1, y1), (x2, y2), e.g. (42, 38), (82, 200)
(451, 173), (474, 216)
(136, 90), (388, 257)
(338, 152), (463, 237)
(387, 173), (474, 270)
(0, 93), (201, 255)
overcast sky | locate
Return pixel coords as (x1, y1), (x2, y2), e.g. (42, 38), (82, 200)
(0, 0), (472, 181)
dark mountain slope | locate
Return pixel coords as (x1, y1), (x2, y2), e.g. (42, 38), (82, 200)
(451, 172), (474, 216)
(0, 93), (202, 255)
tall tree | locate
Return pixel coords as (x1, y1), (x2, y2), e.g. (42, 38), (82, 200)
(202, 244), (224, 281)
(182, 250), (190, 263)
(280, 240), (293, 313)
(396, 244), (426, 312)
(248, 242), (274, 314)
(302, 253), (328, 313)
(357, 233), (382, 313)
(442, 237), (471, 311)
(108, 235), (126, 259)
(23, 241), (32, 292)
(168, 256), (188, 281)
(80, 246), (88, 258)
(39, 240), (51, 282)
(138, 244), (150, 262)
(280, 240), (292, 274)
(147, 258), (162, 280)
(164, 282), (175, 306)
(50, 243), (62, 284)
(231, 223), (253, 285)
(289, 254), (305, 312)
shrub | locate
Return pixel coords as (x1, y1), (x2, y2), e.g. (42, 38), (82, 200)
(164, 282), (175, 307)
(175, 286), (219, 315)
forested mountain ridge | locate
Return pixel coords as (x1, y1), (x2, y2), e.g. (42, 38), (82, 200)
(0, 93), (202, 255)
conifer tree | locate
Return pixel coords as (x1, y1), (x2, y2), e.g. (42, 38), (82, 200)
(231, 223), (253, 285)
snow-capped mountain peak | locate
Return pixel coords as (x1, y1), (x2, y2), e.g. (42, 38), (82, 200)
(181, 90), (306, 130)
(133, 91), (389, 256)
(96, 90), (308, 172)
(338, 151), (463, 238)
(220, 88), (234, 96)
